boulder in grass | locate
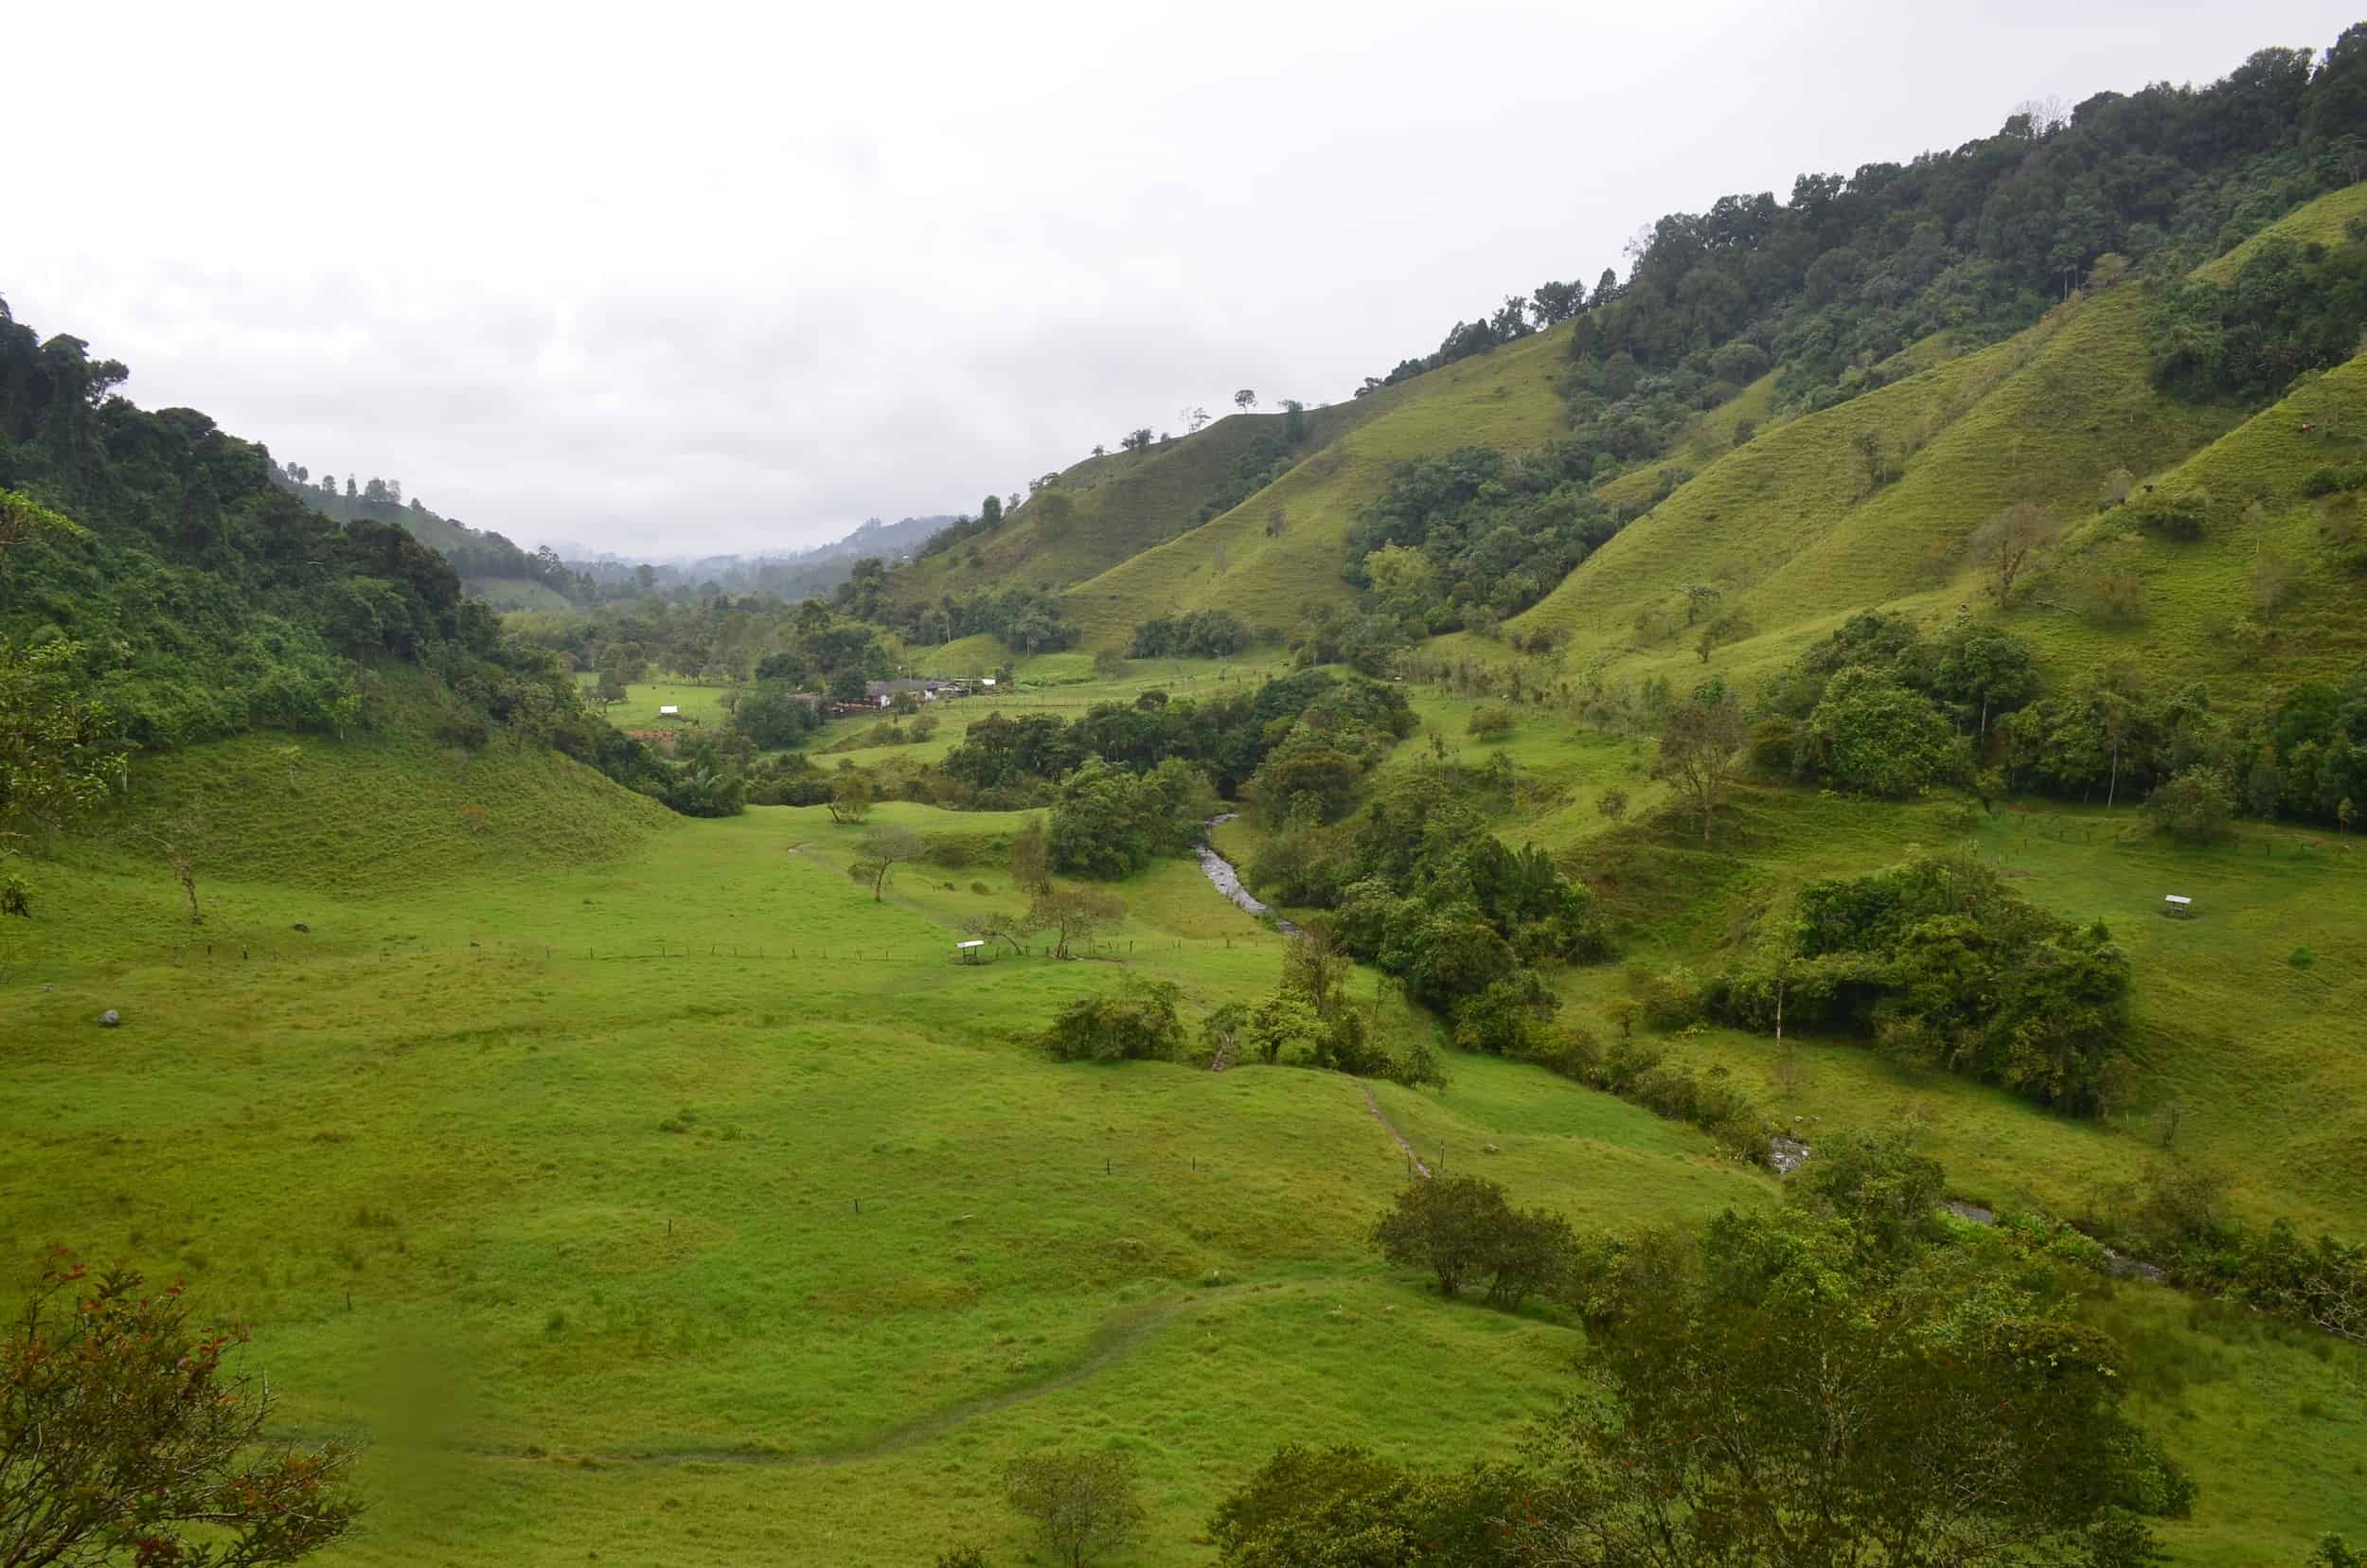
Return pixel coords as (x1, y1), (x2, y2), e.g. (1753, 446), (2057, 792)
(98, 1008), (121, 1027)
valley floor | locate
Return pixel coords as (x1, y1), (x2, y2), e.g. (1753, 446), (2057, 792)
(3, 725), (2362, 1563)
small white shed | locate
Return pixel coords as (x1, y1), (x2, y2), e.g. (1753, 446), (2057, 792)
(658, 704), (681, 718)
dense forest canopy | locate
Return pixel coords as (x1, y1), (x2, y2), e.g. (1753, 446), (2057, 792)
(0, 295), (662, 786)
(1362, 30), (2367, 430)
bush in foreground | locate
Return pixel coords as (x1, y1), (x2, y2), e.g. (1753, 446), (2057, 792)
(0, 1251), (365, 1567)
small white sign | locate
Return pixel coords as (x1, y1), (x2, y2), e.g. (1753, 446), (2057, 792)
(2164, 894), (2192, 906)
(955, 939), (986, 950)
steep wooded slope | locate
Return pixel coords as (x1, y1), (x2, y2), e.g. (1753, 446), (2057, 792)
(1063, 328), (1574, 647)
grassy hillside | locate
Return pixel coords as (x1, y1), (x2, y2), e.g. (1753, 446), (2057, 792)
(1064, 327), (1575, 647)
(884, 398), (1389, 610)
(2035, 351), (2367, 688)
(1501, 184), (2367, 699)
(4, 740), (1796, 1567)
(6, 722), (2358, 1564)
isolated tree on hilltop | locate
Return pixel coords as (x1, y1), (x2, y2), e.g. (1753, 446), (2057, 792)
(1528, 278), (1585, 326)
(1971, 500), (2062, 608)
(1234, 388), (1257, 410)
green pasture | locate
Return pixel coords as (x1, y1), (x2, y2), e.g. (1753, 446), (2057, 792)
(3, 740), (1783, 1566)
(579, 676), (735, 732)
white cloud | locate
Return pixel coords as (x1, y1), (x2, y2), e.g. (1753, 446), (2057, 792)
(8, 0), (2352, 555)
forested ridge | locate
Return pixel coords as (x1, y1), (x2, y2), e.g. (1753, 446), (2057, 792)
(0, 296), (660, 793)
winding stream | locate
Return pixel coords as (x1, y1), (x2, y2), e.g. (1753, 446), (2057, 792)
(1197, 814), (1299, 935)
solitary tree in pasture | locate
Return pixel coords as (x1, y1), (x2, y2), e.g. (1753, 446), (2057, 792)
(848, 825), (925, 900)
(136, 802), (211, 925)
(1851, 425), (1893, 491)
(1652, 679), (1749, 846)
(0, 1252), (365, 1567)
(827, 774), (874, 825)
(1970, 500), (2061, 608)
(1003, 1451), (1144, 1568)
(1029, 886), (1123, 958)
(1696, 608), (1752, 663)
(961, 909), (1034, 955)
(1009, 815), (1053, 893)
(327, 674), (369, 741)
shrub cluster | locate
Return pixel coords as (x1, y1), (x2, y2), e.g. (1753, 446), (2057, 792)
(1045, 757), (1214, 879)
(1039, 976), (1185, 1062)
(1757, 612), (2037, 795)
(1129, 608), (1251, 658)
(1683, 855), (2131, 1113)
(942, 670), (1411, 801)
(2097, 1165), (2366, 1347)
(2147, 224), (2367, 401)
(1371, 1174), (1576, 1308)
(1344, 445), (1626, 633)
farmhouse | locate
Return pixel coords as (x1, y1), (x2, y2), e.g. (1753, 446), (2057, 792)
(863, 677), (972, 708)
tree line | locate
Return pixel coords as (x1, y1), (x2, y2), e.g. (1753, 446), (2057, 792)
(1357, 29), (2367, 494)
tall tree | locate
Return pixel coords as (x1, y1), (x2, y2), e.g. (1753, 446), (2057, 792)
(1653, 679), (1749, 846)
(847, 824), (925, 900)
(1520, 1207), (2189, 1568)
(1234, 388), (1257, 410)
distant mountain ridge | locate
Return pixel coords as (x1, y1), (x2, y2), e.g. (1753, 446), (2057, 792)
(268, 462), (955, 607)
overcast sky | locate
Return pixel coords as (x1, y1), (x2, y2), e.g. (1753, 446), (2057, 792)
(9, 2), (2356, 559)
